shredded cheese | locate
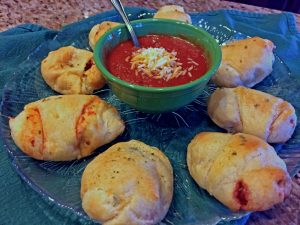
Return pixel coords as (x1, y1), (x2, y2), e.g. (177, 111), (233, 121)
(130, 47), (187, 81)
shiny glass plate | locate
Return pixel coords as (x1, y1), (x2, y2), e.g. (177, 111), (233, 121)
(1, 8), (299, 225)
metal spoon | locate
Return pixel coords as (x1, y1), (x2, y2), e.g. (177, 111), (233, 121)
(110, 0), (141, 48)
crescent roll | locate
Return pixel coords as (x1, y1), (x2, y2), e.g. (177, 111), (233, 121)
(89, 21), (121, 50)
(81, 140), (173, 225)
(212, 37), (275, 88)
(41, 46), (106, 94)
(9, 95), (125, 161)
(208, 86), (297, 143)
(154, 5), (192, 24)
(187, 132), (292, 211)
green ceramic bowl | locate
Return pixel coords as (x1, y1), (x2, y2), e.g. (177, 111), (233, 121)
(94, 19), (221, 113)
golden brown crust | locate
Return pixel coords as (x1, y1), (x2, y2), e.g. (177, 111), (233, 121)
(187, 132), (292, 212)
(10, 108), (44, 160)
(81, 140), (173, 225)
(89, 21), (121, 50)
(155, 5), (185, 13)
(187, 132), (232, 190)
(212, 37), (275, 88)
(41, 46), (105, 94)
(9, 95), (125, 161)
(268, 101), (297, 143)
(234, 86), (280, 140)
(236, 167), (291, 211)
(154, 5), (191, 24)
(207, 87), (242, 133)
(222, 37), (273, 75)
(207, 86), (297, 143)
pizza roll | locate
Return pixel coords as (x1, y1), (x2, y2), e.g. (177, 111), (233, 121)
(9, 95), (125, 161)
(187, 132), (292, 211)
(207, 86), (297, 143)
(81, 140), (173, 225)
(154, 5), (192, 24)
(41, 46), (106, 94)
(89, 21), (121, 50)
(212, 37), (275, 88)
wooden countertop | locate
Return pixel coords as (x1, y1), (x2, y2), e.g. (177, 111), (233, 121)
(0, 0), (299, 225)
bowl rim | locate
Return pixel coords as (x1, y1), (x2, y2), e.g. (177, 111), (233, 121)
(94, 18), (221, 93)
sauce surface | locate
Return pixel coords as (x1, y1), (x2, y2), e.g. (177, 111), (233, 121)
(106, 34), (209, 87)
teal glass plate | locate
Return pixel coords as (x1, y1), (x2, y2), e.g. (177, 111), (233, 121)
(1, 7), (299, 225)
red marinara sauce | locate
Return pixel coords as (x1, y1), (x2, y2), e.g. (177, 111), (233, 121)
(106, 34), (209, 87)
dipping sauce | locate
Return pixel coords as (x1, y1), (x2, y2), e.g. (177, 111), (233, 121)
(106, 34), (209, 87)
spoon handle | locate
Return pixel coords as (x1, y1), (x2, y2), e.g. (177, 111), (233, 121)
(110, 0), (141, 48)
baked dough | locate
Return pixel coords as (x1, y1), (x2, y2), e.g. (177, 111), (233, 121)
(9, 95), (125, 161)
(207, 86), (297, 143)
(81, 140), (173, 225)
(212, 37), (275, 87)
(89, 21), (121, 50)
(187, 132), (292, 211)
(154, 5), (192, 24)
(41, 46), (105, 94)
